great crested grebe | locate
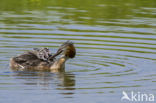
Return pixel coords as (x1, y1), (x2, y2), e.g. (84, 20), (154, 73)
(10, 41), (76, 72)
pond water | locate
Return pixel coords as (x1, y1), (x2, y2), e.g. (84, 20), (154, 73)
(0, 0), (156, 103)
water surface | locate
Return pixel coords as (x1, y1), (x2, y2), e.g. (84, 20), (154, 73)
(0, 0), (156, 103)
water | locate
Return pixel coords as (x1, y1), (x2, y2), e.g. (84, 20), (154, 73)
(0, 0), (156, 103)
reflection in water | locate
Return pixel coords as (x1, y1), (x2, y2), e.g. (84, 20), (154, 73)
(12, 71), (75, 95)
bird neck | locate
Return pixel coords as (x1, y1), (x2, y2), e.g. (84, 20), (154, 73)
(50, 56), (68, 72)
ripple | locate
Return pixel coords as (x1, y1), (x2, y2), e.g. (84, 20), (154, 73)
(0, 2), (156, 103)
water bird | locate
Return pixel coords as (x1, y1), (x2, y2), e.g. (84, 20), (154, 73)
(10, 41), (76, 72)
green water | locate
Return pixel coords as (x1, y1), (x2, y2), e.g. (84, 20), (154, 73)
(0, 0), (156, 103)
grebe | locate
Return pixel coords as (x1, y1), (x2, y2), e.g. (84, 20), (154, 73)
(10, 41), (76, 72)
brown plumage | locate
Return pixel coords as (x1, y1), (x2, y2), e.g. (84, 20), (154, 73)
(10, 41), (76, 72)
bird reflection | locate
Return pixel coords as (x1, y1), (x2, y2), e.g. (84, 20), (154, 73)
(12, 71), (75, 96)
